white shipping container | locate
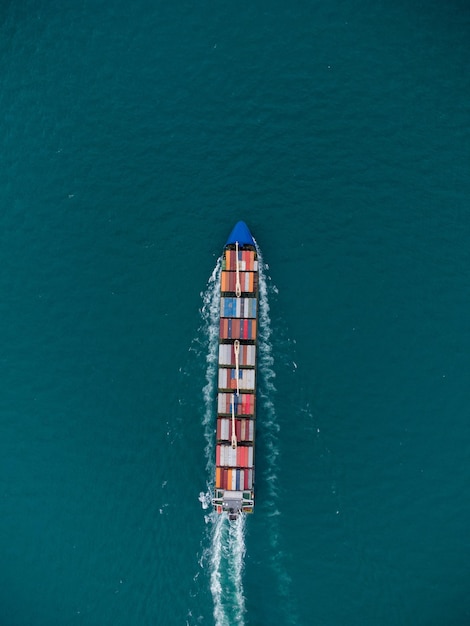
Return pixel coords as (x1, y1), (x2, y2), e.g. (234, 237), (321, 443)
(218, 344), (229, 365)
(230, 446), (238, 466)
(245, 345), (256, 366)
(239, 370), (255, 390)
(243, 273), (250, 292)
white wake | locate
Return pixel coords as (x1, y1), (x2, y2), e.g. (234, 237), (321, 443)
(200, 257), (222, 481)
(197, 259), (247, 626)
(196, 247), (296, 625)
(209, 514), (246, 626)
(256, 245), (298, 625)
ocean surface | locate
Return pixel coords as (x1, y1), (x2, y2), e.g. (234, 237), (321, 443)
(1, 1), (470, 624)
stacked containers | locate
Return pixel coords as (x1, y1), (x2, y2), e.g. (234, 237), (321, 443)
(216, 243), (257, 498)
(219, 318), (257, 340)
(216, 444), (254, 467)
(218, 343), (256, 367)
(220, 297), (257, 319)
(217, 392), (254, 415)
(218, 368), (255, 391)
(216, 418), (254, 442)
(221, 271), (255, 293)
(223, 250), (258, 272)
(215, 467), (253, 490)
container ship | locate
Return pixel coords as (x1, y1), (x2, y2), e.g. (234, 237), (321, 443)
(212, 221), (258, 520)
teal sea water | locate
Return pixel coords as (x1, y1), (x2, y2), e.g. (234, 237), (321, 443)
(1, 1), (470, 624)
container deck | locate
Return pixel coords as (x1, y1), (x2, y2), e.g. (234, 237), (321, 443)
(212, 223), (258, 520)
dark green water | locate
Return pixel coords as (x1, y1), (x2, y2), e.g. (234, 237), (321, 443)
(1, 1), (470, 624)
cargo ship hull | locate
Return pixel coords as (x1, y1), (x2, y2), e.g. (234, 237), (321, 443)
(212, 222), (258, 520)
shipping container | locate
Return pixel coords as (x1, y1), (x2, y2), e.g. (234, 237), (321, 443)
(224, 249), (257, 272)
(220, 297), (257, 319)
(217, 392), (255, 416)
(217, 417), (254, 442)
(216, 444), (254, 468)
(217, 418), (254, 443)
(218, 343), (256, 367)
(215, 465), (253, 490)
(231, 469), (237, 490)
(218, 368), (256, 391)
(224, 249), (259, 272)
(219, 318), (257, 340)
(221, 271), (255, 293)
(216, 418), (229, 441)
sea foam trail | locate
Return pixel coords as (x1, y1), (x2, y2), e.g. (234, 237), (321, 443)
(256, 245), (299, 625)
(198, 249), (298, 625)
(210, 514), (246, 626)
(200, 257), (222, 480)
(198, 260), (247, 626)
(256, 245), (280, 506)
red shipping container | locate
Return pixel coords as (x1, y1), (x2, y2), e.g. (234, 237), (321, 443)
(244, 469), (252, 489)
(241, 394), (254, 415)
(242, 250), (249, 270)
